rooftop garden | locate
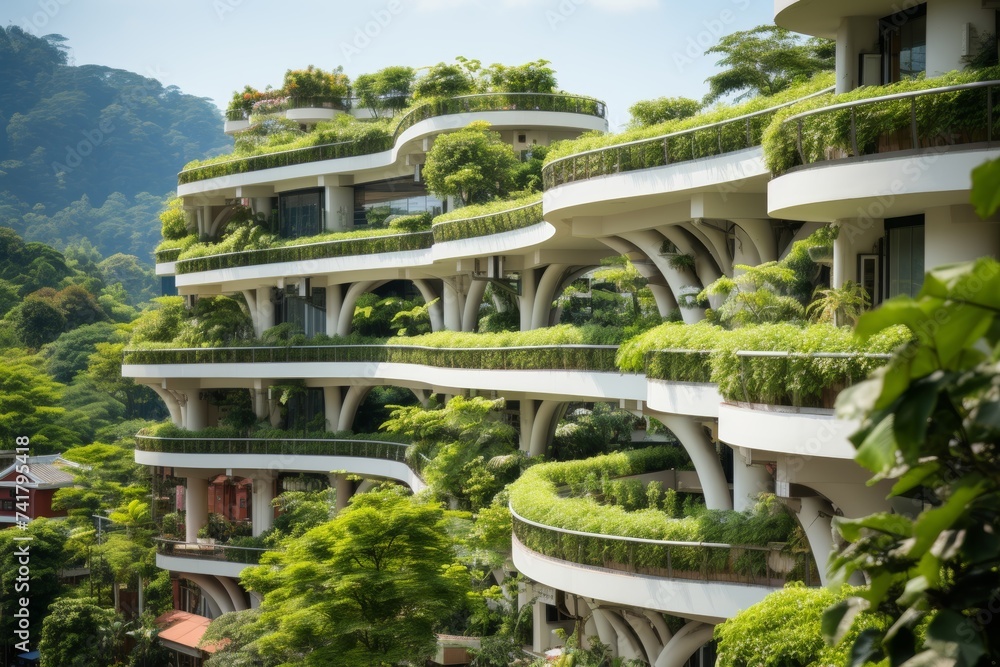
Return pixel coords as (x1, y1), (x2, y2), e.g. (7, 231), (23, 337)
(181, 59), (604, 184)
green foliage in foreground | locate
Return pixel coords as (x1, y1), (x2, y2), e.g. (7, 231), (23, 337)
(235, 488), (469, 667)
(715, 583), (888, 667)
(825, 258), (1000, 666)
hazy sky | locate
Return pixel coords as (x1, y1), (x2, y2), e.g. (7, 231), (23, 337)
(3, 0), (774, 130)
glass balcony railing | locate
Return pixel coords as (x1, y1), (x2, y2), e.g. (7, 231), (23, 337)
(136, 434), (412, 462)
(155, 537), (269, 565)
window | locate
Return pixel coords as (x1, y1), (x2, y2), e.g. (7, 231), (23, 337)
(1, 500), (13, 511)
(278, 188), (324, 239)
(886, 215), (925, 298)
(353, 177), (444, 227)
(880, 4), (927, 83)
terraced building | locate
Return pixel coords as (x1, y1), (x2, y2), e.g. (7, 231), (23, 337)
(126, 2), (1000, 665)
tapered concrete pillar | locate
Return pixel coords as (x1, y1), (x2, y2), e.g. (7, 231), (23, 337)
(149, 386), (183, 427)
(529, 400), (566, 458)
(797, 496), (836, 586)
(530, 264), (569, 330)
(338, 385), (371, 432)
(412, 279), (444, 332)
(251, 478), (274, 537)
(185, 477), (209, 544)
(462, 279), (488, 332)
(621, 230), (705, 324)
(519, 400), (536, 453)
(442, 280), (464, 331)
(651, 412), (732, 510)
(331, 474), (354, 511)
(588, 604), (619, 659)
(323, 386), (343, 433)
(519, 268), (537, 331)
(325, 284), (344, 337)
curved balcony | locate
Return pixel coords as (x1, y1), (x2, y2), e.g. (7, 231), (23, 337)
(124, 343), (620, 371)
(181, 92), (607, 186)
(136, 435), (425, 491)
(774, 0), (910, 39)
(155, 538), (268, 578)
(173, 230), (433, 275)
(431, 200), (543, 244)
(768, 81), (1000, 220)
(541, 87), (832, 191)
(156, 248), (184, 264)
(510, 506), (814, 620)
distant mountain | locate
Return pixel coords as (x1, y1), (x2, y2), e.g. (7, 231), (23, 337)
(0, 27), (231, 261)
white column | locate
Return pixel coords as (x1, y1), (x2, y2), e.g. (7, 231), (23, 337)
(184, 390), (208, 430)
(519, 399), (536, 453)
(323, 185), (355, 232)
(251, 478), (274, 537)
(325, 285), (344, 338)
(621, 231), (704, 325)
(185, 477), (209, 544)
(588, 604), (619, 659)
(462, 278), (488, 332)
(255, 287), (274, 338)
(653, 413), (732, 510)
(323, 386), (343, 433)
(529, 400), (565, 458)
(519, 269), (537, 331)
(442, 280), (464, 331)
(149, 386), (183, 427)
(411, 280), (444, 332)
(338, 385), (371, 432)
(797, 496), (836, 587)
(836, 16), (879, 93)
(331, 474), (354, 511)
(732, 457), (773, 512)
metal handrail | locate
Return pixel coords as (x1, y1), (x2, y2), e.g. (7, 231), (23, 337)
(125, 343), (621, 353)
(431, 200), (544, 242)
(734, 350), (894, 359)
(430, 199), (542, 228)
(174, 230), (430, 262)
(154, 537), (270, 565)
(542, 86), (834, 188)
(780, 80), (1000, 168)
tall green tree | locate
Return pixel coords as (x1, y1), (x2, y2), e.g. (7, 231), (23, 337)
(0, 519), (67, 654)
(423, 121), (520, 206)
(38, 598), (126, 667)
(241, 488), (468, 667)
(704, 26), (834, 103)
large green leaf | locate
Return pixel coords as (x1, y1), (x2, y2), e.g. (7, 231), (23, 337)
(907, 477), (989, 560)
(836, 512), (913, 542)
(823, 597), (867, 644)
(892, 374), (947, 462)
(925, 610), (985, 667)
(854, 415), (899, 476)
(970, 158), (1000, 218)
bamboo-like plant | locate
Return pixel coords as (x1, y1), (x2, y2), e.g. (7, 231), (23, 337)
(806, 280), (870, 327)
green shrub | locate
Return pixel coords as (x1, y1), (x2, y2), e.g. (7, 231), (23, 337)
(432, 196), (542, 243)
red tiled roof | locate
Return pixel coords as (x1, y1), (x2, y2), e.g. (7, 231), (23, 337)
(154, 610), (220, 653)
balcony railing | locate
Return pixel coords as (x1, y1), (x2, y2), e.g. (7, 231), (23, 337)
(511, 506), (815, 587)
(173, 230), (433, 274)
(776, 81), (1000, 172)
(542, 87), (834, 189)
(431, 200), (544, 243)
(644, 349), (713, 384)
(155, 537), (269, 565)
(123, 344), (622, 373)
(226, 96), (351, 121)
(392, 92), (606, 142)
(182, 92), (607, 185)
(136, 435), (412, 462)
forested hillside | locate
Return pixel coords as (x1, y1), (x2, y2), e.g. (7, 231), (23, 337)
(0, 27), (230, 262)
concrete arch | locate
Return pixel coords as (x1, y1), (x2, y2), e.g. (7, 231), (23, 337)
(600, 236), (678, 318)
(337, 280), (388, 336)
(531, 263), (571, 330)
(647, 411), (732, 511)
(679, 220), (732, 276)
(183, 574), (232, 616)
(339, 385), (373, 432)
(149, 385), (183, 427)
(462, 278), (488, 332)
(411, 279), (445, 332)
(217, 576), (249, 612)
(619, 230), (705, 324)
(733, 219), (777, 264)
(657, 225), (723, 289)
(623, 609), (665, 665)
(588, 604), (619, 659)
(529, 399), (569, 457)
(654, 621), (714, 667)
(600, 608), (646, 663)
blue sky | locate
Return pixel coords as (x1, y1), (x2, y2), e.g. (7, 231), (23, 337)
(3, 0), (775, 130)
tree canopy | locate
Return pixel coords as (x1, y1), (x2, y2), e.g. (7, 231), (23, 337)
(628, 96), (702, 128)
(236, 488), (468, 667)
(704, 25), (834, 103)
(423, 121), (520, 206)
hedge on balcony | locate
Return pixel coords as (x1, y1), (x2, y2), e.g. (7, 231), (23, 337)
(181, 92), (605, 185)
(542, 72), (835, 168)
(123, 324), (627, 371)
(154, 234), (197, 264)
(509, 448), (800, 575)
(763, 66), (1000, 174)
(431, 195), (543, 243)
(618, 322), (912, 407)
(173, 230), (433, 274)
